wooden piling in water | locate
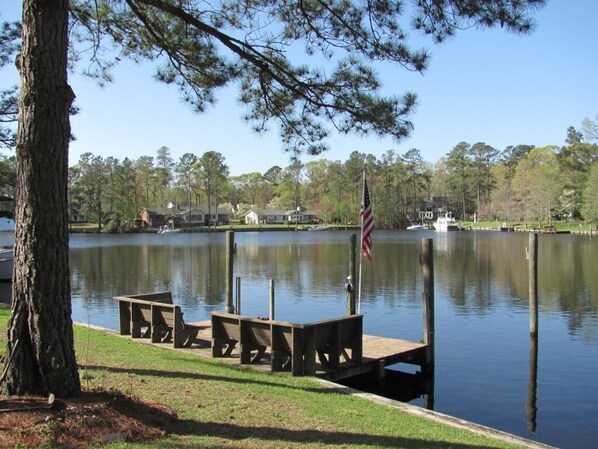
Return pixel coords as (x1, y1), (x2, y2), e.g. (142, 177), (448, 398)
(235, 276), (241, 315)
(528, 233), (538, 335)
(374, 359), (386, 387)
(421, 238), (435, 376)
(226, 231), (234, 313)
(269, 279), (275, 320)
(527, 334), (538, 432)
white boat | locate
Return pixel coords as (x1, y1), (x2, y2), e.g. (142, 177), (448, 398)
(307, 225), (329, 231)
(0, 246), (13, 282)
(406, 223), (428, 230)
(158, 228), (181, 234)
(434, 212), (460, 231)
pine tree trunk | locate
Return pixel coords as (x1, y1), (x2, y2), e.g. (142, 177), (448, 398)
(1, 0), (80, 397)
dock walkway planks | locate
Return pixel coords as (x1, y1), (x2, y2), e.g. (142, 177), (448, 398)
(324, 335), (427, 381)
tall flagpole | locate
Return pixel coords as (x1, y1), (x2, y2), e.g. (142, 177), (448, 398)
(358, 170), (365, 314)
(358, 250), (364, 314)
(358, 170), (374, 315)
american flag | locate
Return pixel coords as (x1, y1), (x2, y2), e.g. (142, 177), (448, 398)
(360, 176), (374, 260)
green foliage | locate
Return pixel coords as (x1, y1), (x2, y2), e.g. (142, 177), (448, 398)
(103, 212), (122, 233)
(581, 115), (598, 142)
(445, 142), (473, 218)
(196, 150), (229, 224)
(276, 160), (304, 210)
(581, 162), (598, 222)
(5, 126), (598, 228)
(0, 154), (15, 198)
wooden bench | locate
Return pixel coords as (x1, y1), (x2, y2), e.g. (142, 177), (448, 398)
(303, 315), (363, 375)
(211, 312), (362, 376)
(114, 291), (173, 338)
(114, 292), (200, 348)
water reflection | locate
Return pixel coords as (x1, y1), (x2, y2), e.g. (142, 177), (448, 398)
(0, 230), (597, 449)
(526, 334), (538, 432)
(15, 230), (592, 345)
(342, 366), (434, 409)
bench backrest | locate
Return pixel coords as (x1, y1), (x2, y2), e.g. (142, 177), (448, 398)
(211, 312), (243, 341)
(240, 318), (272, 347)
(151, 302), (179, 327)
(211, 311), (361, 352)
(131, 302), (153, 324)
(114, 292), (201, 348)
(114, 293), (179, 336)
(115, 291), (173, 304)
(305, 314), (363, 346)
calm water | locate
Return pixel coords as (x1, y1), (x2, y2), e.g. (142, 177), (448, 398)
(0, 230), (596, 449)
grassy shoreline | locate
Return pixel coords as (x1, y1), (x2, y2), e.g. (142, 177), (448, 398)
(0, 308), (551, 448)
(68, 220), (596, 234)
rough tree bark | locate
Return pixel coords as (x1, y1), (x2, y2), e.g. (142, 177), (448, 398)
(1, 0), (80, 397)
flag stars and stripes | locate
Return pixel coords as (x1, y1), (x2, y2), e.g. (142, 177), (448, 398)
(361, 178), (374, 260)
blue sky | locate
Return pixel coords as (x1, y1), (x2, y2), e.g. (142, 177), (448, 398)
(1, 1), (597, 175)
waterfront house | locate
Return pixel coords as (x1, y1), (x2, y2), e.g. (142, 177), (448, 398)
(140, 207), (177, 228)
(140, 205), (230, 228)
(286, 209), (317, 224)
(177, 207), (205, 226)
(244, 208), (318, 225)
(176, 206), (231, 226)
(244, 209), (287, 224)
(419, 196), (449, 221)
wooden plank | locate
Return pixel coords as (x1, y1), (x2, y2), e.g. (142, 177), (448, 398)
(239, 319), (269, 364)
(117, 300), (131, 335)
(124, 291), (173, 304)
(130, 302), (152, 338)
(211, 313), (240, 357)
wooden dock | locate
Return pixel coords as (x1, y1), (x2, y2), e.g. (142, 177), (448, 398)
(115, 236), (435, 385)
(335, 335), (427, 381)
(185, 320), (428, 382)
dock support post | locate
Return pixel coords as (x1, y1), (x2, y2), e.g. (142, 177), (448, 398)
(235, 277), (241, 315)
(526, 334), (538, 432)
(528, 233), (538, 335)
(226, 231), (234, 313)
(421, 238), (435, 376)
(348, 234), (357, 315)
(375, 359), (386, 388)
(269, 279), (275, 320)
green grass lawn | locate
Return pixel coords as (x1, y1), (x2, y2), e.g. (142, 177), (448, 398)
(0, 307), (537, 449)
(462, 219), (595, 233)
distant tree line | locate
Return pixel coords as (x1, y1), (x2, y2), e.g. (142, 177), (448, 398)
(3, 120), (597, 230)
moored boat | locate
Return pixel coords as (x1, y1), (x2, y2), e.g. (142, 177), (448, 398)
(159, 228), (181, 234)
(158, 225), (181, 234)
(406, 223), (428, 230)
(307, 225), (329, 231)
(434, 212), (460, 231)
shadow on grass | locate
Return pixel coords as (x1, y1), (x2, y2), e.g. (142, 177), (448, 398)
(168, 419), (504, 449)
(81, 363), (329, 394)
